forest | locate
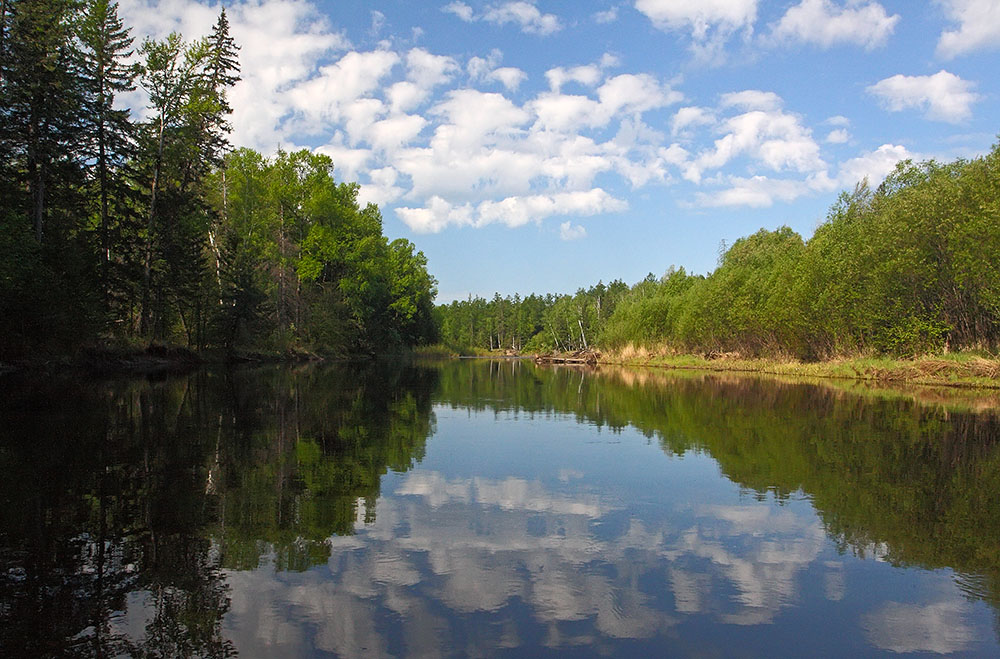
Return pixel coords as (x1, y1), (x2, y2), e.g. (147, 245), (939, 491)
(437, 145), (1000, 359)
(0, 0), (437, 360)
(3, 0), (998, 365)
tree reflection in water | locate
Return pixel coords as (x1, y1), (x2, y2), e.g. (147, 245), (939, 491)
(2, 359), (1000, 656)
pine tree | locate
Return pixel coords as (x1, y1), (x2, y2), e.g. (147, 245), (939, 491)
(77, 0), (137, 316)
(1, 0), (84, 243)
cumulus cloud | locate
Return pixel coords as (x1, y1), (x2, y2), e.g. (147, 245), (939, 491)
(825, 129), (849, 144)
(823, 118), (851, 143)
(406, 48), (460, 90)
(695, 175), (821, 208)
(836, 143), (912, 187)
(634, 0), (758, 62)
(669, 106), (713, 138)
(545, 64), (603, 92)
(770, 0), (899, 50)
(118, 0), (919, 230)
(398, 190), (626, 233)
(936, 0), (1000, 58)
(120, 0), (352, 150)
(684, 102), (825, 183)
(442, 1), (475, 22)
(634, 0), (758, 37)
(445, 1), (562, 35)
(489, 67), (528, 91)
(693, 142), (912, 208)
(867, 70), (980, 123)
(485, 1), (562, 35)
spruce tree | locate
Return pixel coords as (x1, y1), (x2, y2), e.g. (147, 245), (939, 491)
(77, 0), (137, 317)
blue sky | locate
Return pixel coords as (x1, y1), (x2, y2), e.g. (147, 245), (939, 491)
(120, 0), (1000, 301)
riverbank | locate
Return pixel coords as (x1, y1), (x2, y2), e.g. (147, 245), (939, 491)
(0, 342), (325, 377)
(597, 347), (1000, 390)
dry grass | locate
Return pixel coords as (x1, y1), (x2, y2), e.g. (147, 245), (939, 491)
(596, 346), (1000, 390)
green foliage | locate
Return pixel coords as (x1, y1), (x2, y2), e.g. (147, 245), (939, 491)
(436, 281), (629, 353)
(0, 9), (436, 358)
(541, 147), (1000, 359)
(442, 146), (999, 359)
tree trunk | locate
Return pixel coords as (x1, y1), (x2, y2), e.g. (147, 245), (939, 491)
(141, 114), (166, 336)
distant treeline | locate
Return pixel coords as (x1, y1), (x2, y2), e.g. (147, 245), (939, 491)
(438, 146), (1000, 358)
(0, 0), (436, 359)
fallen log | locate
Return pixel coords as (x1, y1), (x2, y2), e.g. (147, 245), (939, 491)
(534, 350), (600, 365)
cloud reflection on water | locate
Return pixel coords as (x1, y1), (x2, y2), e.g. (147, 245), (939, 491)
(222, 468), (866, 655)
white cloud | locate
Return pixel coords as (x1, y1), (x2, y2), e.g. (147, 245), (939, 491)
(358, 167), (405, 207)
(696, 175), (817, 207)
(368, 114), (428, 153)
(770, 0), (899, 50)
(671, 106), (715, 137)
(454, 1), (563, 36)
(406, 48), (459, 90)
(531, 93), (606, 132)
(698, 142), (916, 208)
(634, 0), (758, 61)
(478, 190), (626, 227)
(720, 89), (783, 111)
(836, 143), (912, 187)
(314, 138), (372, 183)
(936, 0), (1000, 58)
(867, 70), (980, 123)
(488, 2), (561, 35)
(369, 9), (385, 36)
(546, 65), (603, 92)
(825, 128), (849, 144)
(285, 50), (399, 133)
(121, 0), (352, 151)
(599, 73), (684, 115)
(397, 196), (473, 233)
(685, 104), (824, 183)
(561, 221), (588, 240)
(595, 6), (620, 23)
(466, 49), (503, 80)
(386, 81), (424, 114)
(442, 1), (474, 22)
(489, 67), (528, 91)
(398, 190), (625, 233)
(634, 0), (758, 37)
(121, 0), (874, 233)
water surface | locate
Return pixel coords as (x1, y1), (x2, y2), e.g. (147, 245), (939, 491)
(2, 360), (999, 656)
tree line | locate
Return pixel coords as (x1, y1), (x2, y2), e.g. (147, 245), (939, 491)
(440, 146), (1000, 358)
(0, 0), (437, 359)
(436, 281), (631, 354)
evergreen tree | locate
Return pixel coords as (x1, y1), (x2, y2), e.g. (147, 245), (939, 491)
(77, 0), (137, 316)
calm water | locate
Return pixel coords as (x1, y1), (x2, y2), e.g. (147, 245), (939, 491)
(2, 360), (1000, 657)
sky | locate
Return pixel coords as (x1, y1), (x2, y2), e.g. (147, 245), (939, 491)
(117, 0), (1000, 302)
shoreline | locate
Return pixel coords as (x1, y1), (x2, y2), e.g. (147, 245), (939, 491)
(0, 343), (327, 378)
(437, 347), (1000, 391)
(595, 352), (1000, 390)
(6, 344), (999, 391)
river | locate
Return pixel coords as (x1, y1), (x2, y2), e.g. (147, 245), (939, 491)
(2, 359), (999, 656)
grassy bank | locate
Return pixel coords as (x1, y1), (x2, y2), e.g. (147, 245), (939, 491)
(598, 344), (1000, 389)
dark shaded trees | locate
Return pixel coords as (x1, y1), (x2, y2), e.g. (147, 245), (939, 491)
(0, 8), (437, 359)
(77, 0), (137, 315)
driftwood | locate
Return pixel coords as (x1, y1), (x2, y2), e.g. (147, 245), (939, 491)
(534, 349), (600, 366)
